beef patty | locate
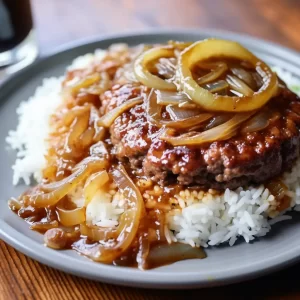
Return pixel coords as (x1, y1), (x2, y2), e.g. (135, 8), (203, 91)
(103, 83), (300, 190)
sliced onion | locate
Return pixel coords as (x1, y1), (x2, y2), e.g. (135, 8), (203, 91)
(72, 155), (108, 172)
(231, 67), (257, 90)
(66, 110), (90, 151)
(166, 105), (202, 120)
(241, 110), (271, 133)
(89, 107), (106, 142)
(155, 90), (196, 108)
(8, 198), (22, 211)
(156, 90), (190, 105)
(93, 125), (106, 143)
(80, 223), (116, 241)
(134, 47), (177, 91)
(202, 80), (229, 93)
(144, 243), (206, 269)
(178, 101), (197, 108)
(25, 159), (107, 208)
(56, 206), (86, 227)
(30, 220), (59, 233)
(155, 57), (176, 79)
(89, 141), (109, 159)
(73, 209), (137, 262)
(147, 89), (163, 125)
(165, 113), (215, 129)
(253, 72), (263, 89)
(147, 90), (212, 129)
(73, 165), (145, 263)
(85, 72), (111, 95)
(205, 114), (232, 129)
(44, 228), (80, 250)
(266, 179), (291, 212)
(266, 179), (287, 201)
(98, 96), (143, 127)
(62, 105), (91, 127)
(135, 209), (151, 268)
(196, 62), (228, 85)
(178, 39), (278, 112)
(160, 112), (254, 146)
(123, 64), (139, 83)
(80, 127), (95, 148)
(65, 73), (101, 95)
(226, 75), (254, 97)
(83, 170), (110, 206)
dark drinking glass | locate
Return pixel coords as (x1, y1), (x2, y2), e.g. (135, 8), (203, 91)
(0, 0), (38, 71)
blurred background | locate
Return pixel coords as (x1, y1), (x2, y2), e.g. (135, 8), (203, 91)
(31, 0), (300, 54)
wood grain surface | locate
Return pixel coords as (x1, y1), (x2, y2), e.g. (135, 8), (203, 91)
(1, 0), (300, 299)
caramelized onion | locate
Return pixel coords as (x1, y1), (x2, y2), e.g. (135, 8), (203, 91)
(8, 198), (21, 211)
(156, 90), (190, 105)
(65, 73), (101, 95)
(44, 228), (80, 250)
(178, 39), (278, 112)
(65, 110), (90, 154)
(155, 57), (176, 79)
(266, 179), (287, 201)
(160, 112), (254, 146)
(62, 105), (91, 127)
(205, 114), (232, 129)
(85, 72), (111, 95)
(145, 243), (206, 269)
(98, 96), (143, 127)
(80, 223), (116, 241)
(165, 114), (213, 129)
(196, 62), (228, 85)
(266, 179), (291, 212)
(73, 155), (108, 172)
(147, 90), (212, 129)
(30, 220), (59, 233)
(24, 159), (107, 208)
(226, 75), (254, 97)
(89, 141), (109, 159)
(134, 47), (177, 91)
(166, 105), (202, 120)
(73, 165), (145, 263)
(83, 170), (110, 205)
(231, 67), (257, 90)
(241, 110), (271, 133)
(203, 80), (229, 93)
(80, 127), (95, 148)
(56, 206), (86, 226)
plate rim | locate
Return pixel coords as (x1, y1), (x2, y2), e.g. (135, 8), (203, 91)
(1, 28), (300, 289)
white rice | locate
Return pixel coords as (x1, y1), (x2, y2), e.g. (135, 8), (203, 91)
(6, 77), (63, 185)
(6, 51), (300, 248)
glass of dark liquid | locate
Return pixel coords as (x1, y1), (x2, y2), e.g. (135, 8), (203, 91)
(0, 0), (38, 73)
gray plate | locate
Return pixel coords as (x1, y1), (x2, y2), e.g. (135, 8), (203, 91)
(1, 29), (300, 289)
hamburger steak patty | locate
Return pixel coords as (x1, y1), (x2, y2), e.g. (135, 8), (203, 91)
(103, 84), (300, 190)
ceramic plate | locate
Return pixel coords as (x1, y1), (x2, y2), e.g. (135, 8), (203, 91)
(1, 30), (300, 289)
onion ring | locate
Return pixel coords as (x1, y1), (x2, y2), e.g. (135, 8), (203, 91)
(178, 38), (278, 112)
(134, 47), (177, 91)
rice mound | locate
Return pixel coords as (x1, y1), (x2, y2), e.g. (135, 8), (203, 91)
(6, 49), (300, 248)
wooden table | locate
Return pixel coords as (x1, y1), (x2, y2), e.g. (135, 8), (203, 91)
(1, 0), (300, 299)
